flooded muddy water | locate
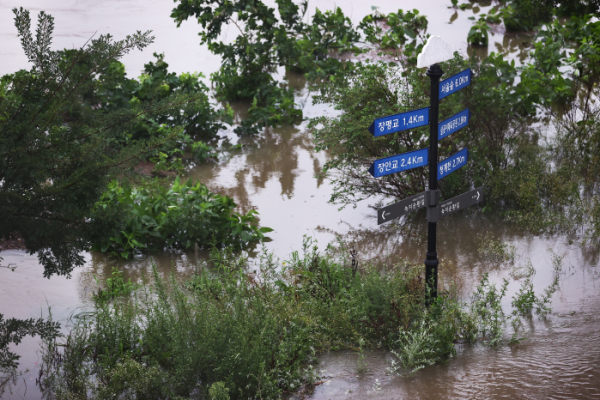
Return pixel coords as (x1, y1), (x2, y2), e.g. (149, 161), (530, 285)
(1, 0), (599, 399)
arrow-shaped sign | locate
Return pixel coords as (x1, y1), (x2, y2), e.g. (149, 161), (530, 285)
(438, 186), (484, 217)
(368, 107), (429, 137)
(437, 148), (468, 181)
(378, 191), (427, 225)
(439, 108), (469, 140)
(369, 148), (429, 178)
(439, 68), (472, 100)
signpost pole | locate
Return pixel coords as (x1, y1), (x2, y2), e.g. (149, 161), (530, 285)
(425, 63), (444, 305)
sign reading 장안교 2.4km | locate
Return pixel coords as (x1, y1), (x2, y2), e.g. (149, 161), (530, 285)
(368, 147), (429, 178)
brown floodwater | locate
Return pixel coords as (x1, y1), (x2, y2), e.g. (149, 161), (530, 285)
(1, 0), (599, 399)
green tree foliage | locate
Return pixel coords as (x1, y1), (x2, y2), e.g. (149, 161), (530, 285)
(90, 177), (271, 259)
(171, 0), (360, 134)
(498, 0), (597, 32)
(0, 9), (247, 277)
(467, 19), (490, 46)
(310, 51), (536, 208)
(359, 8), (428, 54)
(502, 0), (554, 32)
(516, 15), (600, 236)
(0, 9), (156, 276)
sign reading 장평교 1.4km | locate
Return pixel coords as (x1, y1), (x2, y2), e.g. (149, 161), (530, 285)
(368, 107), (429, 137)
(368, 148), (428, 178)
(439, 68), (471, 100)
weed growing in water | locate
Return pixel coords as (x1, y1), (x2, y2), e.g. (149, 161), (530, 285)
(38, 239), (470, 398)
(355, 338), (369, 375)
(38, 238), (562, 398)
(477, 233), (516, 265)
(93, 267), (138, 301)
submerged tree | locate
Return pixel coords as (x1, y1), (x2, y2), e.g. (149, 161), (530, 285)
(0, 9), (236, 277)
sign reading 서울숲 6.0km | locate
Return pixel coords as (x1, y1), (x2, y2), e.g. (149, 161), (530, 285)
(369, 147), (428, 178)
(439, 68), (471, 100)
(368, 107), (429, 137)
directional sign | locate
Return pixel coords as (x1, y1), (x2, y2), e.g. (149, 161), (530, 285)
(439, 68), (472, 100)
(437, 148), (468, 181)
(439, 108), (469, 140)
(378, 191), (426, 225)
(368, 107), (429, 137)
(369, 148), (429, 178)
(439, 186), (484, 217)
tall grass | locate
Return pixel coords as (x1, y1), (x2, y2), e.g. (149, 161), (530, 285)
(38, 238), (556, 399)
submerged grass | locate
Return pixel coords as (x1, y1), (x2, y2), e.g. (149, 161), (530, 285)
(38, 237), (558, 399)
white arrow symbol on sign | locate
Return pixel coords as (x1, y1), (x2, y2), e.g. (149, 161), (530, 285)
(382, 211), (388, 220)
(477, 191), (480, 200)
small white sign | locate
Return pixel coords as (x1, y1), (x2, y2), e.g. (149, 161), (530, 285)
(416, 36), (454, 68)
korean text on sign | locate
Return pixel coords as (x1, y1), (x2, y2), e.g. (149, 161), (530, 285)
(368, 107), (430, 137)
(369, 148), (429, 178)
(405, 197), (425, 212)
(439, 68), (472, 100)
(441, 201), (460, 215)
(439, 109), (469, 140)
(437, 148), (468, 180)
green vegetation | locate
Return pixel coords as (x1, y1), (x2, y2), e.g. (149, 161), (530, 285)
(359, 8), (428, 55)
(467, 19), (490, 46)
(313, 9), (600, 239)
(0, 8), (267, 277)
(39, 239), (562, 398)
(3, 0), (600, 396)
(171, 0), (361, 134)
(93, 268), (139, 301)
(90, 177), (271, 259)
(1, 313), (61, 398)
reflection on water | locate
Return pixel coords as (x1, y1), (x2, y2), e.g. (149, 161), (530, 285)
(2, 0), (600, 399)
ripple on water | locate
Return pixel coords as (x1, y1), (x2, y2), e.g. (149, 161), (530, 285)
(309, 299), (600, 400)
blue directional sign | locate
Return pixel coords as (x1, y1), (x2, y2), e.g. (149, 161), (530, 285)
(369, 148), (429, 178)
(368, 107), (429, 137)
(439, 109), (470, 140)
(437, 148), (468, 180)
(439, 68), (472, 100)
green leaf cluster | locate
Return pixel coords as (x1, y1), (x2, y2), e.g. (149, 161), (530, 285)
(467, 19), (490, 46)
(171, 0), (363, 134)
(0, 9), (237, 276)
(90, 177), (271, 258)
(359, 8), (428, 51)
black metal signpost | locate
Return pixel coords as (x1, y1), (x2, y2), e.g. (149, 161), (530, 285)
(368, 49), (483, 305)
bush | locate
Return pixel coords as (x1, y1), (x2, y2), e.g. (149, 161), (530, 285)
(90, 177), (272, 258)
(39, 238), (560, 398)
(39, 239), (473, 399)
(502, 0), (553, 32)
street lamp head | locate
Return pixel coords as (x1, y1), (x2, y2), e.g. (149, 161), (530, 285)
(417, 36), (454, 68)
